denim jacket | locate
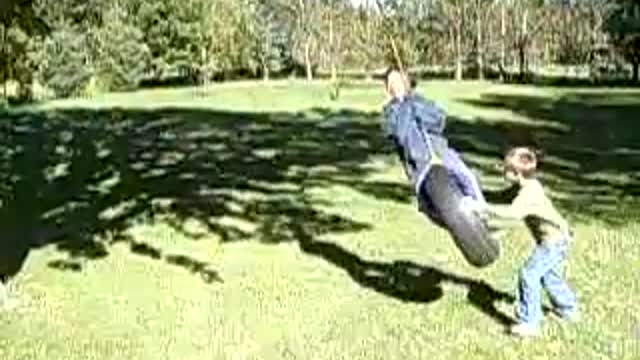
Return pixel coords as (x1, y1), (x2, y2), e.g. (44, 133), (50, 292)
(382, 93), (448, 193)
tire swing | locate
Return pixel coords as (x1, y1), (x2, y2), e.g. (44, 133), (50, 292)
(421, 140), (501, 268)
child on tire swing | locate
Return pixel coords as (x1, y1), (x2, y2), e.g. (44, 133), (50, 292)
(473, 146), (580, 337)
(381, 68), (487, 228)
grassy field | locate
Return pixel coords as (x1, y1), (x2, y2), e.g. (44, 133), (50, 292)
(0, 80), (639, 359)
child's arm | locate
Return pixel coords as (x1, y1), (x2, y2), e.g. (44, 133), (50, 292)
(471, 202), (528, 239)
(381, 102), (399, 140)
(481, 185), (543, 221)
(485, 202), (527, 220)
(483, 194), (569, 237)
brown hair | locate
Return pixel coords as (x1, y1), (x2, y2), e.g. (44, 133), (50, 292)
(504, 146), (542, 178)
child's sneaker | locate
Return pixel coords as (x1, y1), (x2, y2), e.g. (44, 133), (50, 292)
(0, 282), (19, 311)
(553, 308), (580, 323)
(1, 297), (19, 311)
(510, 323), (541, 337)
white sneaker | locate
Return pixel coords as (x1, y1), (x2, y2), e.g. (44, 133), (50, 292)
(510, 323), (541, 337)
(554, 308), (580, 323)
(0, 297), (19, 311)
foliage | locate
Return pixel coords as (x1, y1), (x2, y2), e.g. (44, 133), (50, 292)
(252, 1), (293, 78)
(39, 26), (93, 98)
(94, 5), (149, 91)
(133, 0), (206, 79)
(2, 0), (640, 99)
(605, 0), (640, 81)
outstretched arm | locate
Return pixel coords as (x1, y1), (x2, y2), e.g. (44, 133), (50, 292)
(485, 203), (527, 220)
(482, 185), (548, 222)
(381, 102), (398, 139)
(469, 183), (528, 219)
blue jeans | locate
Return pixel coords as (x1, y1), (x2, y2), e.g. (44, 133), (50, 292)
(516, 238), (578, 327)
(417, 147), (485, 227)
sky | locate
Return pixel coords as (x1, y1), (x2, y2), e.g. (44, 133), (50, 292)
(349, 0), (372, 8)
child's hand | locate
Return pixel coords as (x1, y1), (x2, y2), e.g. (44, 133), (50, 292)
(463, 197), (487, 214)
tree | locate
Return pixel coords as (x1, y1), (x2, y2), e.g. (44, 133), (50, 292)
(203, 0), (268, 80)
(290, 0), (323, 81)
(438, 0), (469, 81)
(133, 0), (207, 80)
(94, 3), (149, 91)
(40, 26), (93, 98)
(2, 0), (635, 98)
(0, 0), (49, 100)
(0, 0), (48, 35)
(606, 0), (640, 82)
(251, 0), (292, 81)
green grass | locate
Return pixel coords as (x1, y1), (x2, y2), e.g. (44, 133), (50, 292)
(1, 79), (639, 359)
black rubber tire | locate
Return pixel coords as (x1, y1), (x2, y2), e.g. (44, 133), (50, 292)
(423, 164), (500, 268)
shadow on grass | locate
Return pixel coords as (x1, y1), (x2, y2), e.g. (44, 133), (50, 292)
(491, 73), (640, 88)
(298, 236), (516, 326)
(0, 106), (408, 284)
(0, 88), (638, 300)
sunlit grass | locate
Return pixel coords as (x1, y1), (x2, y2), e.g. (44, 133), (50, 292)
(1, 80), (639, 360)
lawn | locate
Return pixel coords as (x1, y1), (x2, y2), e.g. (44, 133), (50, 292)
(0, 80), (639, 360)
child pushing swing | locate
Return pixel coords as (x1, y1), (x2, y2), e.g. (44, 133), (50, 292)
(474, 146), (580, 337)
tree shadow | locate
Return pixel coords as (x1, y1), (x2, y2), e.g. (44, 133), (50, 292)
(446, 91), (640, 225)
(494, 73), (640, 88)
(165, 254), (223, 284)
(298, 236), (517, 327)
(0, 106), (410, 284)
(1, 88), (636, 307)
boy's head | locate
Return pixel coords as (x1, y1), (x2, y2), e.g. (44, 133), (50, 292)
(384, 66), (410, 99)
(503, 146), (541, 183)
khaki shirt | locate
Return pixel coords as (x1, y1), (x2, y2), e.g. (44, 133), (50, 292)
(487, 178), (571, 245)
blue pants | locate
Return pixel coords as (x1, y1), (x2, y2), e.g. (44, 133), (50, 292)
(516, 238), (578, 327)
(417, 147), (485, 227)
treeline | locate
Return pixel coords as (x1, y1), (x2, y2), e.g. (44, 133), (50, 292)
(1, 0), (640, 100)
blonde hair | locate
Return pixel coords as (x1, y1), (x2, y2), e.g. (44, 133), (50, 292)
(504, 146), (540, 178)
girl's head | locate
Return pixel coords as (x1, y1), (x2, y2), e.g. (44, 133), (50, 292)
(503, 146), (541, 183)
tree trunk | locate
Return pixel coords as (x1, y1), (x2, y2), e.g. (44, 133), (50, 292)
(500, 2), (506, 82)
(544, 34), (550, 65)
(200, 47), (209, 88)
(329, 8), (336, 85)
(366, 1), (374, 80)
(589, 6), (601, 65)
(518, 8), (529, 81)
(476, 2), (484, 80)
(1, 24), (6, 99)
(297, 0), (313, 82)
(304, 34), (313, 82)
(18, 72), (32, 101)
(633, 62), (639, 83)
(263, 26), (271, 82)
(455, 19), (463, 81)
(329, 6), (339, 100)
(518, 45), (526, 81)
